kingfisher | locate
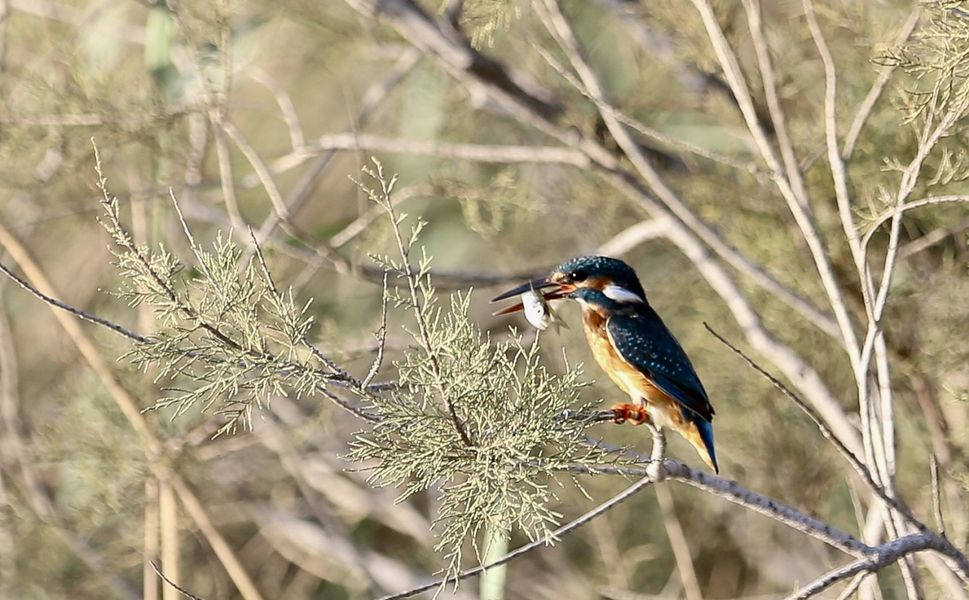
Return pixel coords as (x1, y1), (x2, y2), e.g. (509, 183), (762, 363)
(491, 256), (718, 473)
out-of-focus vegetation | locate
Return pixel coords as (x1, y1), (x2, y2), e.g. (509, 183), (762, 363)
(0, 1), (967, 599)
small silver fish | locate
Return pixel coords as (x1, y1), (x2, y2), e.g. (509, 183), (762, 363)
(521, 287), (567, 331)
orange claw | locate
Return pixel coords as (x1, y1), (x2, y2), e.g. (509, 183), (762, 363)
(611, 402), (649, 425)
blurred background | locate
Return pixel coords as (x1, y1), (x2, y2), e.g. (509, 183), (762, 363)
(0, 0), (967, 598)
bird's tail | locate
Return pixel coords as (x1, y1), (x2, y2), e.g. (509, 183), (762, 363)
(685, 418), (718, 474)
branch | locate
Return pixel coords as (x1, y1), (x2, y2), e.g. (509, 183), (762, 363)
(149, 561), (207, 600)
(861, 195), (969, 248)
(594, 218), (670, 256)
(690, 0), (862, 372)
(261, 134), (590, 179)
(803, 0), (868, 308)
(899, 214), (969, 259)
(842, 9), (922, 160)
(742, 0), (809, 206)
(785, 534), (949, 600)
(0, 261), (150, 343)
(379, 470), (659, 600)
(362, 159), (473, 446)
(347, 0), (562, 124)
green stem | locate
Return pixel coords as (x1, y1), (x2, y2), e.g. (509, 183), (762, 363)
(479, 525), (510, 600)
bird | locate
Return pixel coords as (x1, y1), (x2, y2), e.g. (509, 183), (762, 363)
(491, 256), (718, 473)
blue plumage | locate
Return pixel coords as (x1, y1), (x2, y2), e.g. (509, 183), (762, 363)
(606, 309), (714, 423)
(575, 287), (718, 472)
(694, 419), (718, 473)
(491, 255), (719, 472)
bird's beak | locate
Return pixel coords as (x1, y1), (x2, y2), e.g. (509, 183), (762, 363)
(489, 277), (576, 316)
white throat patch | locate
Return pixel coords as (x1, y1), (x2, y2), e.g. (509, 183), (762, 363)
(602, 282), (645, 303)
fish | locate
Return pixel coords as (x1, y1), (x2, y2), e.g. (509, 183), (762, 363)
(521, 287), (567, 332)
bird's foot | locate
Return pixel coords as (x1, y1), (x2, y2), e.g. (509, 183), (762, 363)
(611, 403), (649, 425)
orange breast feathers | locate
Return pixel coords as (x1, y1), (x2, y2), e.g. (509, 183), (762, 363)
(581, 308), (706, 449)
(582, 309), (657, 402)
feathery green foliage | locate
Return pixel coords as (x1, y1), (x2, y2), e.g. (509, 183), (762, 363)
(347, 159), (613, 583)
(886, 1), (969, 121)
(96, 148), (346, 436)
(101, 151), (619, 582)
(859, 2), (969, 231)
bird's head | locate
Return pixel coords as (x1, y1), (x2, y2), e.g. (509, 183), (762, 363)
(491, 256), (647, 315)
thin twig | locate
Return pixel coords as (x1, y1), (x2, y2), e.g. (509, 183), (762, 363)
(842, 9), (922, 160)
(365, 159), (473, 446)
(362, 272), (390, 388)
(931, 454), (946, 537)
(378, 474), (658, 600)
(702, 322), (923, 530)
(654, 482), (702, 600)
(262, 134), (589, 177)
(835, 572), (869, 600)
(149, 560), (208, 600)
(899, 214), (969, 259)
(803, 0), (869, 313)
(690, 0), (862, 373)
(247, 67), (305, 151)
(0, 261), (150, 343)
(861, 195), (969, 248)
(742, 0), (810, 206)
(220, 119), (291, 236)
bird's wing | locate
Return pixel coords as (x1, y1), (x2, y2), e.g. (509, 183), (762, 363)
(606, 311), (714, 422)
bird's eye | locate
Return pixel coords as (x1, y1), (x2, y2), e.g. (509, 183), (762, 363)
(569, 271), (586, 282)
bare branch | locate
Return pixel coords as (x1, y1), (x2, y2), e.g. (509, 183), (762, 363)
(221, 119), (291, 231)
(594, 219), (670, 256)
(784, 534), (947, 600)
(655, 482), (702, 600)
(862, 195), (969, 248)
(0, 261), (150, 344)
(899, 214), (969, 259)
(149, 560), (207, 600)
(691, 0), (862, 371)
(742, 0), (809, 206)
(931, 454), (946, 537)
(248, 67), (305, 152)
(362, 272), (390, 389)
(261, 133), (590, 178)
(843, 9), (922, 160)
(803, 0), (869, 310)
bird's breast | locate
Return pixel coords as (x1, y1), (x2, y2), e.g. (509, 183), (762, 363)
(581, 309), (688, 430)
(583, 309), (643, 399)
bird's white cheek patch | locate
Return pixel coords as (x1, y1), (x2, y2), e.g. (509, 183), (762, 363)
(602, 283), (645, 303)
